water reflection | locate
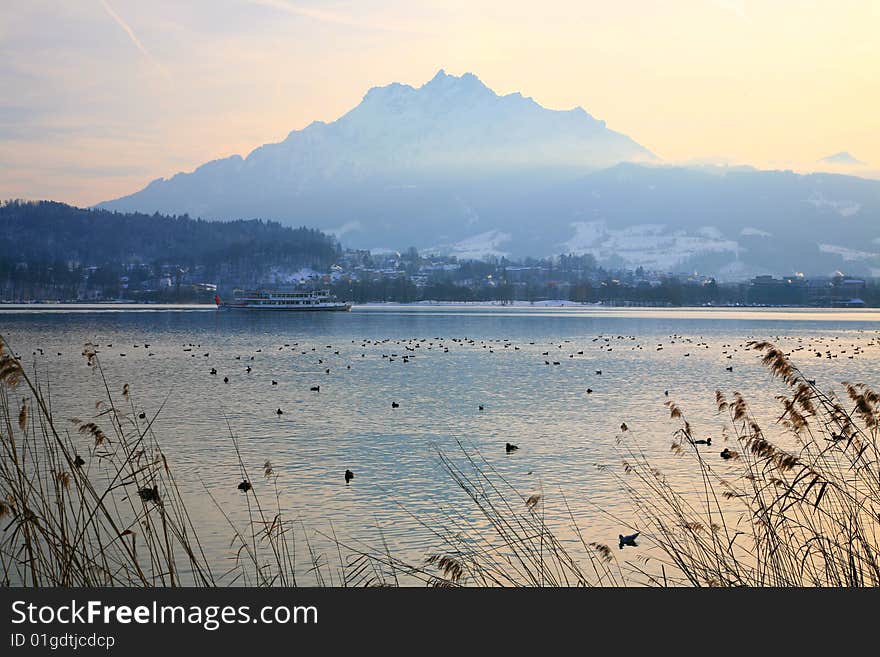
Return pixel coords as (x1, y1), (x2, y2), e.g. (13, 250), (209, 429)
(3, 305), (880, 583)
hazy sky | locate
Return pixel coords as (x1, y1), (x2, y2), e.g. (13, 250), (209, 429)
(2, 0), (878, 206)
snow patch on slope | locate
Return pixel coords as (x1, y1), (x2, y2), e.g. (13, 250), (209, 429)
(561, 221), (739, 270)
(740, 227), (772, 237)
(266, 267), (323, 285)
(431, 230), (512, 259)
(807, 193), (861, 217)
(818, 244), (879, 261)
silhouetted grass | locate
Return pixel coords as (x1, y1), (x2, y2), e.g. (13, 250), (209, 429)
(2, 333), (877, 587)
(404, 341), (879, 587)
(608, 341), (880, 586)
(0, 335), (319, 587)
(0, 337), (216, 585)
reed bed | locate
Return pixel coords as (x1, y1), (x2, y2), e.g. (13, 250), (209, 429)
(608, 340), (880, 586)
(0, 335), (315, 587)
(1, 333), (878, 587)
(325, 442), (623, 587)
(407, 341), (880, 586)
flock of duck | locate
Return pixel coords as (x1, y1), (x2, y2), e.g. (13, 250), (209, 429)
(18, 327), (880, 550)
(32, 333), (878, 410)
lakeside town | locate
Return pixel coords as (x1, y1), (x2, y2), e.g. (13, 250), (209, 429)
(1, 200), (874, 308)
(2, 247), (872, 308)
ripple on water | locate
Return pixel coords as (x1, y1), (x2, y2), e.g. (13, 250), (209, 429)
(4, 305), (880, 581)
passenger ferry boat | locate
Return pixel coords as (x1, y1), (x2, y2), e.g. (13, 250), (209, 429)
(215, 289), (351, 311)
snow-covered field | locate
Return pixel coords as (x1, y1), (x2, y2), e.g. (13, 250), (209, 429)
(428, 230), (513, 259)
(560, 220), (740, 270)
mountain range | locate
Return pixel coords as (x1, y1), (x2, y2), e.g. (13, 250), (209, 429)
(99, 70), (880, 278)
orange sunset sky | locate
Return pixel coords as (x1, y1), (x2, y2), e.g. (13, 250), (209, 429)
(1, 0), (878, 206)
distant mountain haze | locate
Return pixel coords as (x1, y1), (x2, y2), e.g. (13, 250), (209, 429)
(99, 70), (880, 278)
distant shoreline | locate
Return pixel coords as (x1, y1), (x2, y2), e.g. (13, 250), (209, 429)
(0, 299), (874, 309)
(2, 300), (880, 314)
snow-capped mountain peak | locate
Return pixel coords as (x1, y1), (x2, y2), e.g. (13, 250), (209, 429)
(97, 71), (880, 277)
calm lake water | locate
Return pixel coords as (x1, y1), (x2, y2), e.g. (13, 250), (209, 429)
(3, 304), (880, 584)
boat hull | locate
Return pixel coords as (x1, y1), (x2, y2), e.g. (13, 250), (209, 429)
(218, 288), (350, 311)
(219, 303), (351, 311)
